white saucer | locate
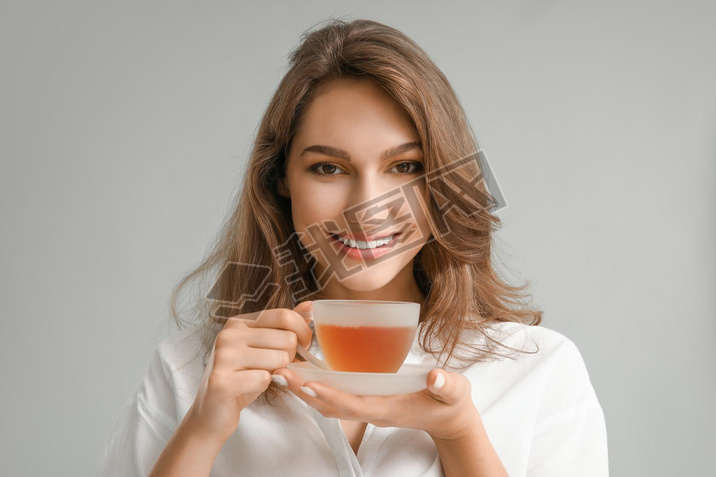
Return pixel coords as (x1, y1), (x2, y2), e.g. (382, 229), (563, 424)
(287, 361), (435, 396)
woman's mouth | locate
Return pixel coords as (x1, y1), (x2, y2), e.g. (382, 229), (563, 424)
(331, 233), (398, 250)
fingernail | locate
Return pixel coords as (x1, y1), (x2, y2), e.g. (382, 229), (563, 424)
(271, 375), (288, 386)
(300, 385), (317, 397)
(433, 371), (445, 390)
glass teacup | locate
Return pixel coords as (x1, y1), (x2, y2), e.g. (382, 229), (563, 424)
(312, 299), (420, 373)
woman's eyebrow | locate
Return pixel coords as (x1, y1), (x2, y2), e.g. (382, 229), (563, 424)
(300, 142), (422, 161)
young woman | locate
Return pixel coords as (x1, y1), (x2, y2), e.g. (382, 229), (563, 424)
(97, 19), (608, 476)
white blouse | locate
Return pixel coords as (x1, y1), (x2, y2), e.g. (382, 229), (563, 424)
(96, 321), (608, 476)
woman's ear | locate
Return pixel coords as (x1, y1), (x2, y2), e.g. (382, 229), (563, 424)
(277, 178), (290, 199)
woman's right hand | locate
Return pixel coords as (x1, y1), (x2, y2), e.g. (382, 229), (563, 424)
(184, 300), (314, 445)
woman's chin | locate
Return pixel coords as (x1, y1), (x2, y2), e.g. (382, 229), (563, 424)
(331, 271), (398, 293)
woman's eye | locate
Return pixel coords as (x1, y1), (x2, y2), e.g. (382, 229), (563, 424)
(309, 163), (345, 175)
(392, 162), (424, 174)
(309, 161), (424, 176)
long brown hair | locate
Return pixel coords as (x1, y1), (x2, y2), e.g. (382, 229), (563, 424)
(170, 18), (542, 404)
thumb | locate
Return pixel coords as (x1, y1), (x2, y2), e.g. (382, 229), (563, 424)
(293, 300), (313, 323)
(427, 369), (463, 405)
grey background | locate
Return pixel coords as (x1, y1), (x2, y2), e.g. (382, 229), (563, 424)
(2, 1), (714, 475)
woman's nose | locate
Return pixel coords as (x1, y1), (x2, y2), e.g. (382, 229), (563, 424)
(343, 175), (403, 228)
(347, 175), (390, 208)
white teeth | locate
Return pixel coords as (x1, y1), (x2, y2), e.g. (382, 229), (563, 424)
(335, 234), (395, 250)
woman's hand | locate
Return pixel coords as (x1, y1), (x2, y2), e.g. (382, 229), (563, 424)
(272, 366), (481, 441)
(184, 301), (314, 445)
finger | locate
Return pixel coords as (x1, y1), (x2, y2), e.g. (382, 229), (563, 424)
(229, 301), (312, 325)
(276, 369), (386, 422)
(226, 308), (313, 348)
(272, 369), (343, 417)
(272, 368), (310, 396)
(425, 369), (466, 405)
(293, 300), (313, 324)
(308, 382), (391, 422)
(215, 346), (291, 372)
(242, 328), (300, 359)
(216, 323), (305, 362)
(234, 369), (273, 395)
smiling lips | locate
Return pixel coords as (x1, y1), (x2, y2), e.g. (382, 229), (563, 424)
(332, 233), (398, 250)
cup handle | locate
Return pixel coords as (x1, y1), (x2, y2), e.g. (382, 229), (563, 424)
(295, 343), (330, 370)
(293, 309), (328, 369)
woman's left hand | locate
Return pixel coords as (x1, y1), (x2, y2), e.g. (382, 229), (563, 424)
(272, 367), (481, 441)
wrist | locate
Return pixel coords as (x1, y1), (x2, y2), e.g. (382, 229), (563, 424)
(182, 407), (234, 450)
(148, 410), (229, 476)
(429, 404), (483, 443)
(430, 412), (509, 477)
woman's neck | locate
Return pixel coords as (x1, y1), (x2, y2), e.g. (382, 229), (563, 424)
(313, 275), (426, 305)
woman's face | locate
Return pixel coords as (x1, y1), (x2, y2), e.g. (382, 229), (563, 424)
(280, 78), (430, 301)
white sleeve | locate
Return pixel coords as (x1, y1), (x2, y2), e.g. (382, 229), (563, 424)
(95, 347), (179, 476)
(527, 339), (609, 476)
